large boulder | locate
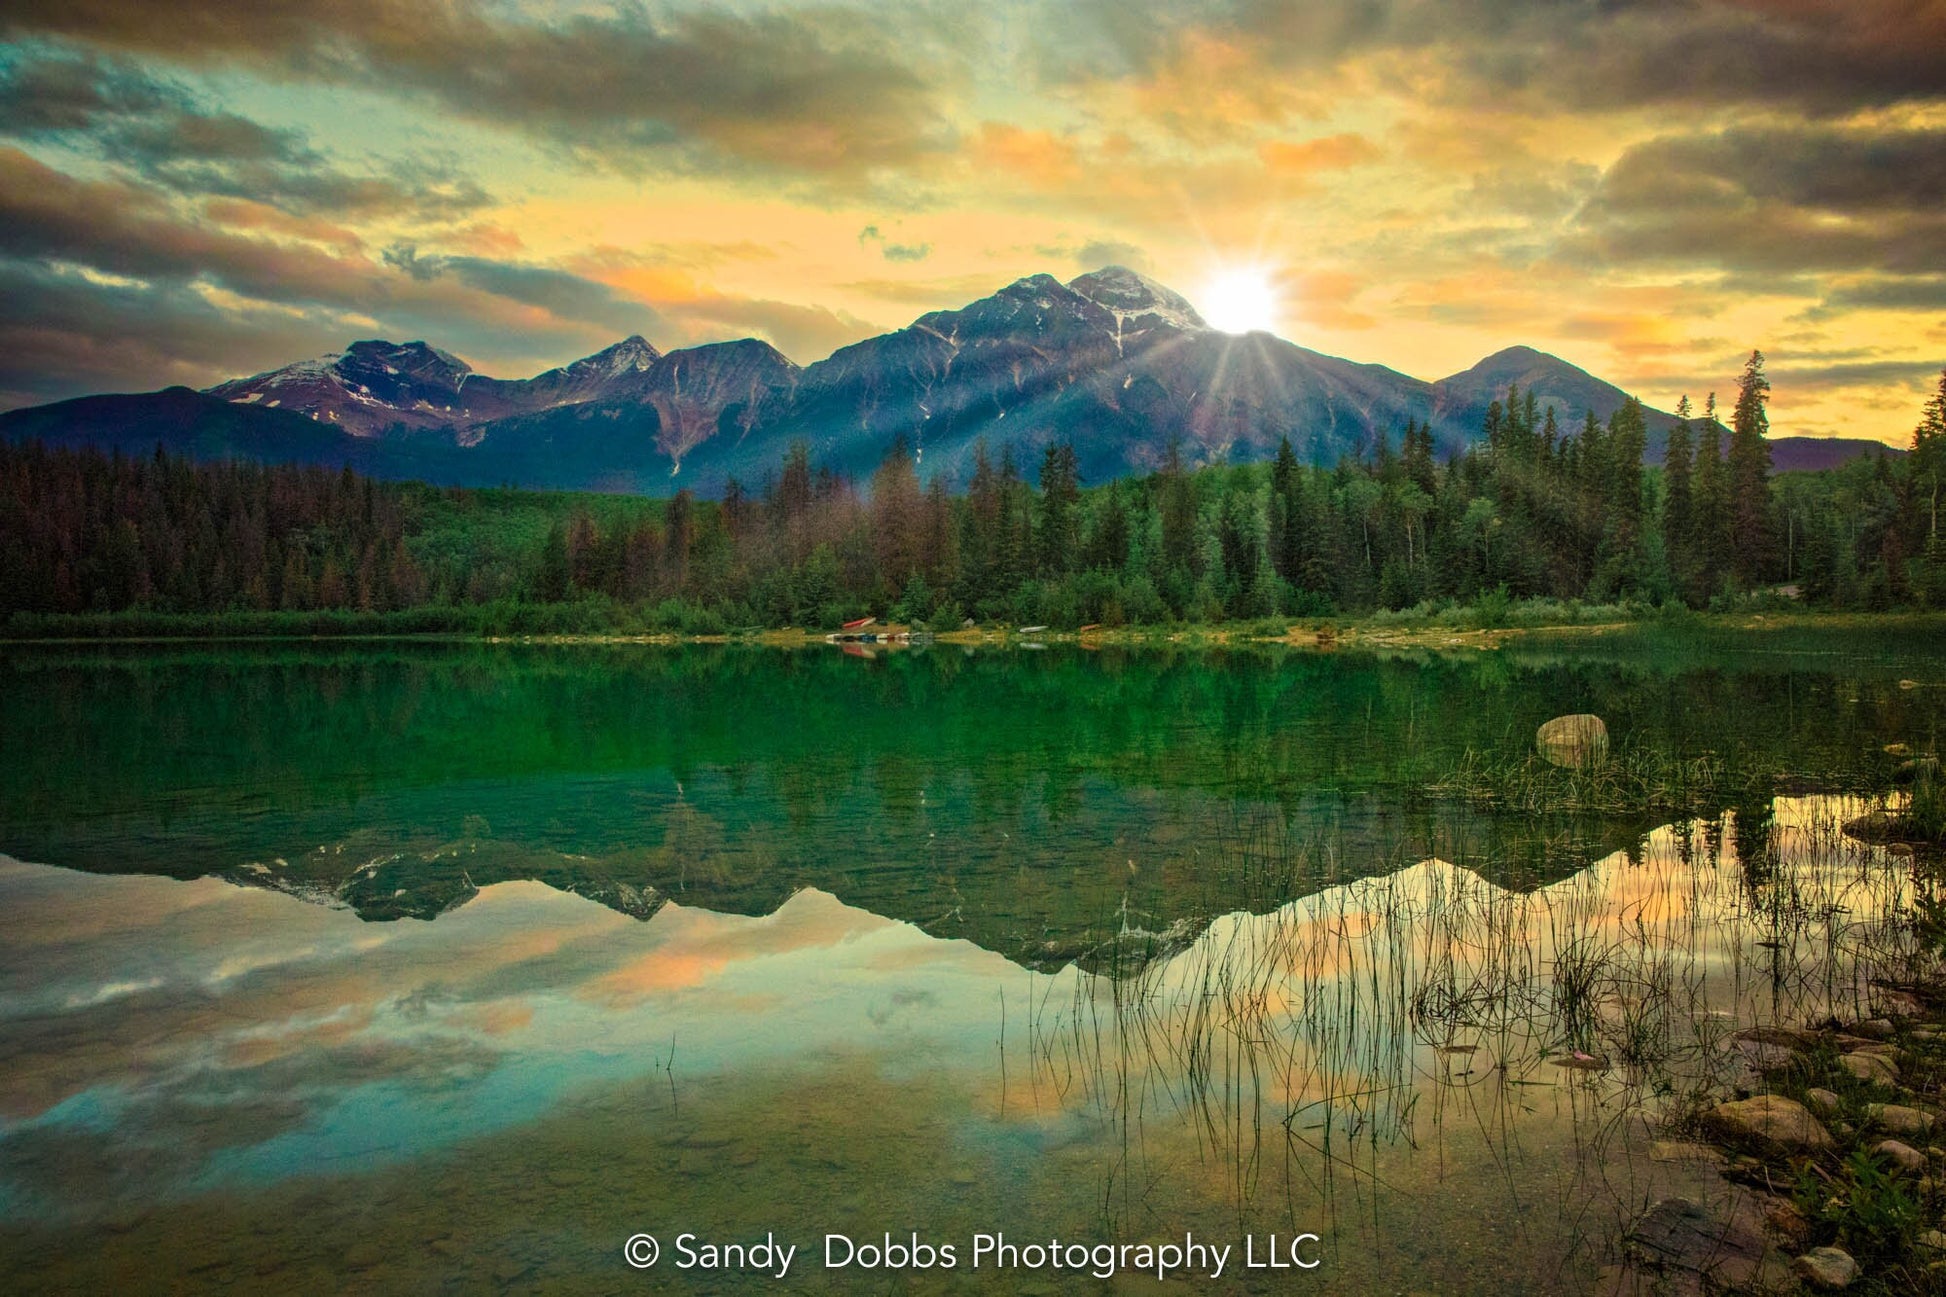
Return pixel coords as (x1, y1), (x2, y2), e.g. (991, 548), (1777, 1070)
(1704, 1095), (1835, 1154)
(1537, 714), (1609, 768)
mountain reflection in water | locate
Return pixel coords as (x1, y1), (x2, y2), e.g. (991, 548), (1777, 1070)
(0, 795), (1925, 1293)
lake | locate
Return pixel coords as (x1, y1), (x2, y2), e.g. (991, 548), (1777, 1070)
(1, 630), (1942, 1293)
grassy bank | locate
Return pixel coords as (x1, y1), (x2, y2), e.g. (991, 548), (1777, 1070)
(8, 601), (1946, 652)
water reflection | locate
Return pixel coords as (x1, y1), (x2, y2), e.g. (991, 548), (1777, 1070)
(0, 795), (1926, 1292)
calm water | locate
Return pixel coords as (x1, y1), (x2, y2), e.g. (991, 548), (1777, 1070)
(1, 633), (1942, 1293)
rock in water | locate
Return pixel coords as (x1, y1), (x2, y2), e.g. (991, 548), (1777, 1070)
(1622, 1197), (1777, 1291)
(1705, 1095), (1835, 1153)
(1792, 1247), (1858, 1290)
(1537, 714), (1609, 768)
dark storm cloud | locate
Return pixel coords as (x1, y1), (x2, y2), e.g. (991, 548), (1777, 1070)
(0, 2), (955, 179)
(0, 258), (333, 405)
(1594, 125), (1946, 217)
(1564, 124), (1946, 276)
(1044, 0), (1945, 116)
(1820, 277), (1946, 313)
(0, 148), (387, 306)
(1769, 357), (1945, 391)
(1443, 0), (1946, 116)
(0, 151), (666, 404)
(0, 46), (490, 219)
(381, 247), (660, 338)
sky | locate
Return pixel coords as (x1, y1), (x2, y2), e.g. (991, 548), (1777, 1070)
(0, 1), (1941, 444)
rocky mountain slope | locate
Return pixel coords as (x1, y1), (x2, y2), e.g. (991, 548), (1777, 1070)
(1, 267), (1897, 493)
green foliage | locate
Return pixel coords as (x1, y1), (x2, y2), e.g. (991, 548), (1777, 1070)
(7, 364), (1945, 635)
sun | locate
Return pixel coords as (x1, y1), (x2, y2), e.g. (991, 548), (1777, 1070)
(1198, 266), (1280, 335)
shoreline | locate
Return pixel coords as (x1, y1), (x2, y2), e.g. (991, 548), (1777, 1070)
(4, 609), (1944, 651)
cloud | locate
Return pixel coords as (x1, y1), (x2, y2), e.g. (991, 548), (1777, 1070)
(0, 3), (958, 183)
(1817, 276), (1946, 314)
(1258, 132), (1381, 175)
(1048, 0), (1946, 116)
(582, 256), (882, 363)
(858, 225), (932, 263)
(1564, 123), (1946, 276)
(382, 247), (660, 338)
(1076, 241), (1152, 274)
(1770, 357), (1946, 391)
(0, 258), (346, 406)
(0, 45), (491, 219)
(0, 150), (722, 403)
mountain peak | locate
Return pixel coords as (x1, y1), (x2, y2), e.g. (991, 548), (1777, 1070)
(1068, 265), (1207, 331)
(343, 339), (472, 379)
(567, 335), (661, 379)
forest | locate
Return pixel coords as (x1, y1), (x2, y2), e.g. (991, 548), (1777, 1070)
(3, 353), (1943, 636)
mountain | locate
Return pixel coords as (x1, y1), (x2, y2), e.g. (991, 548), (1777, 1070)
(1430, 345), (1706, 460)
(738, 267), (1433, 488)
(1769, 436), (1904, 473)
(208, 335), (662, 437)
(5, 265), (1874, 494)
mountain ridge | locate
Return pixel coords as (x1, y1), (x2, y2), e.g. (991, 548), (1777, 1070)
(0, 267), (1901, 492)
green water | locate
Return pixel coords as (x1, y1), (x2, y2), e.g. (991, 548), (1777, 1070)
(0, 632), (1942, 1293)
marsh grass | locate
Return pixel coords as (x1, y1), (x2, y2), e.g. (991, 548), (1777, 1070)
(1425, 743), (1781, 819)
(1008, 793), (1943, 1290)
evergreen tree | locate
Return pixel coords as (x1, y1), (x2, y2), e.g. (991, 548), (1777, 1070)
(1727, 351), (1775, 588)
(1913, 368), (1946, 541)
(1662, 395), (1695, 600)
(1034, 441), (1081, 576)
(1693, 393), (1727, 598)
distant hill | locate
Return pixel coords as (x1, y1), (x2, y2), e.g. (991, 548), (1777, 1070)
(1769, 436), (1904, 472)
(5, 266), (1885, 494)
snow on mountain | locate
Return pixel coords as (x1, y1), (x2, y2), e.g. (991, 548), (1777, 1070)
(8, 265), (1754, 495)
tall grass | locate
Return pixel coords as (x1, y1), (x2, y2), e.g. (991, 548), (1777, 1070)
(1012, 795), (1930, 1277)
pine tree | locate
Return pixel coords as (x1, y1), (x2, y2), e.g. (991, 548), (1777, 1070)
(1693, 393), (1727, 599)
(1662, 395), (1695, 600)
(1911, 370), (1946, 605)
(1034, 441), (1080, 576)
(1727, 351), (1775, 588)
(1913, 368), (1946, 541)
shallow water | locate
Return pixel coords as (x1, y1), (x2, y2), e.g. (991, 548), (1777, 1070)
(0, 636), (1942, 1292)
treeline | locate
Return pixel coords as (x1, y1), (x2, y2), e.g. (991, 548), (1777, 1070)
(0, 451), (430, 617)
(5, 353), (1944, 632)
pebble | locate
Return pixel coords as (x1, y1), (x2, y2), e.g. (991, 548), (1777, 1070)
(1791, 1246), (1859, 1290)
(1804, 1088), (1844, 1118)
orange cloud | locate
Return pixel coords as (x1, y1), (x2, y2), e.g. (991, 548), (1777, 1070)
(1260, 133), (1381, 175)
(972, 123), (1081, 186)
(201, 198), (365, 253)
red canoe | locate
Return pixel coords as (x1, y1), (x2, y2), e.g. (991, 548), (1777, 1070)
(841, 616), (877, 631)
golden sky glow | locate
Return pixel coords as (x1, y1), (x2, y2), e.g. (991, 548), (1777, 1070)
(0, 1), (1942, 442)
